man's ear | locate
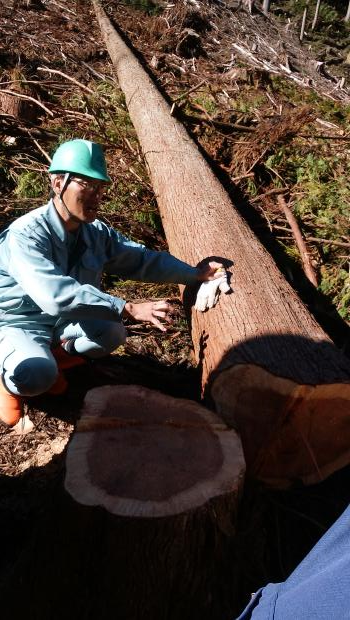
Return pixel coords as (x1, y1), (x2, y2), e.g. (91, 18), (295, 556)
(50, 174), (64, 198)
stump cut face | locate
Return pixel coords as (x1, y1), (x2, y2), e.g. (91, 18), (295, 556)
(65, 385), (245, 518)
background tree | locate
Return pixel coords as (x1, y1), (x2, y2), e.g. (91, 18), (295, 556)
(311, 0), (322, 30)
(262, 0), (270, 16)
(345, 1), (350, 22)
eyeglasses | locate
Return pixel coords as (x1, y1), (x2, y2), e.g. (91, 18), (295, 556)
(70, 177), (107, 194)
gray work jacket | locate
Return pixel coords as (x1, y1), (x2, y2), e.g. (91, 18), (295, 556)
(0, 200), (198, 328)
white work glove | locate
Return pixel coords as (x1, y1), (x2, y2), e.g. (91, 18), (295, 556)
(194, 271), (231, 312)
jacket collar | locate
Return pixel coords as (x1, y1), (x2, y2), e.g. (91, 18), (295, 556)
(46, 199), (68, 243)
(46, 199), (92, 249)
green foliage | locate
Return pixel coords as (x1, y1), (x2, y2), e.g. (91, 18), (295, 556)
(121, 0), (162, 15)
(193, 92), (218, 116)
(14, 171), (47, 199)
(276, 0), (347, 22)
(263, 143), (350, 321)
(246, 177), (258, 196)
(316, 2), (339, 24)
(269, 77), (350, 128)
(292, 153), (349, 237)
(319, 265), (350, 319)
(231, 94), (265, 115)
(134, 208), (162, 232)
(0, 152), (11, 188)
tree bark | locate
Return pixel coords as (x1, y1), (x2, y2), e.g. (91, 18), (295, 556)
(93, 1), (350, 488)
(1, 386), (244, 620)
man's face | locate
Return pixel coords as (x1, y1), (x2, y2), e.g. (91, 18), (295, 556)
(52, 174), (107, 226)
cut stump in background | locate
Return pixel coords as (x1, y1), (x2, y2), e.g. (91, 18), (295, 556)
(2, 385), (244, 620)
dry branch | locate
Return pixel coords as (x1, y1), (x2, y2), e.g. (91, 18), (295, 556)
(277, 195), (318, 286)
(23, 128), (52, 162)
(172, 79), (207, 102)
(307, 237), (350, 249)
(37, 66), (110, 105)
(0, 89), (53, 116)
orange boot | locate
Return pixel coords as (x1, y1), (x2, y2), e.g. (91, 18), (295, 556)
(0, 378), (23, 426)
(48, 345), (87, 395)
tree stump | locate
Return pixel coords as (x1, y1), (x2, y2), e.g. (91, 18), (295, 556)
(2, 386), (244, 620)
(0, 68), (40, 122)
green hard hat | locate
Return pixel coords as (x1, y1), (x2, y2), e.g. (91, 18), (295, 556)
(48, 139), (111, 182)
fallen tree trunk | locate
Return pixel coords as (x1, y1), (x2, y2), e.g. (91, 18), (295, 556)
(93, 1), (350, 488)
(2, 386), (244, 620)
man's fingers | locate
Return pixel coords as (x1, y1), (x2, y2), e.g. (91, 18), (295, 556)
(153, 310), (167, 318)
(152, 301), (171, 311)
(149, 301), (174, 330)
(150, 316), (168, 332)
(153, 311), (173, 324)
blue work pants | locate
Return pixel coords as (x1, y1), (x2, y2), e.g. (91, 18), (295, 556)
(0, 320), (126, 396)
(237, 504), (350, 619)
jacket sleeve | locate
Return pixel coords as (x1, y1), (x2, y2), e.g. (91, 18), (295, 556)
(103, 228), (199, 285)
(8, 230), (126, 320)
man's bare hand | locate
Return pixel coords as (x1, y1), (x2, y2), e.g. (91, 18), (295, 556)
(122, 300), (173, 332)
(197, 261), (226, 281)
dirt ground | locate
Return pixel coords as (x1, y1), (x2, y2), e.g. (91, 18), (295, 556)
(0, 0), (350, 617)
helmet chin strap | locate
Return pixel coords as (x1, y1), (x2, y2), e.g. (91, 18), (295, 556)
(57, 172), (81, 224)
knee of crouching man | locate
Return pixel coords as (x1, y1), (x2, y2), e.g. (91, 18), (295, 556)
(11, 357), (58, 396)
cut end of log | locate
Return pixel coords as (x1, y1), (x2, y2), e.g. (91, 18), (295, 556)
(212, 364), (350, 488)
(65, 385), (245, 518)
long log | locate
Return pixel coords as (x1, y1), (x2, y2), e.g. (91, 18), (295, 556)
(1, 385), (244, 620)
(92, 1), (350, 488)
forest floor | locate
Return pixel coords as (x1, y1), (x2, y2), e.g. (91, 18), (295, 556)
(0, 0), (350, 616)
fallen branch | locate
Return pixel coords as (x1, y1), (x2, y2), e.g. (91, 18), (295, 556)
(63, 109), (95, 120)
(49, 0), (76, 15)
(273, 225), (350, 249)
(300, 134), (350, 140)
(181, 110), (255, 133)
(172, 79), (207, 102)
(307, 236), (350, 249)
(80, 60), (116, 84)
(277, 195), (318, 286)
(23, 128), (52, 163)
(0, 89), (53, 116)
(37, 67), (110, 105)
(250, 187), (289, 202)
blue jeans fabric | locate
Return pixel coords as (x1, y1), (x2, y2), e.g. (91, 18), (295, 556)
(236, 504), (350, 619)
(0, 320), (126, 396)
